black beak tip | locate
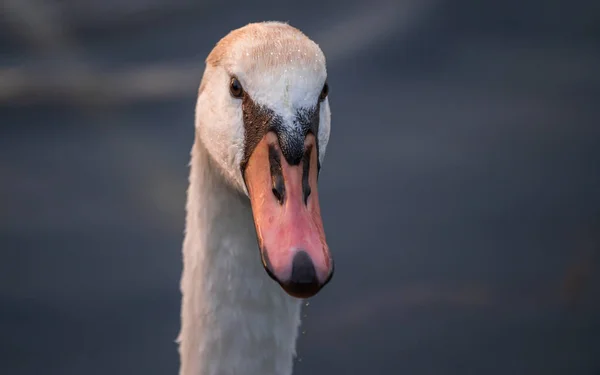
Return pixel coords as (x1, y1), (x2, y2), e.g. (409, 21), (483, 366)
(281, 280), (322, 299)
(262, 250), (333, 299)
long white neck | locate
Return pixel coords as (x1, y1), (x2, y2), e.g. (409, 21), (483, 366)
(178, 135), (302, 375)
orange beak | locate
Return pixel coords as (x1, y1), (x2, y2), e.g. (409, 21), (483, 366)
(243, 131), (333, 298)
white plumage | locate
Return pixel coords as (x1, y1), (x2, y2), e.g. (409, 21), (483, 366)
(178, 22), (332, 375)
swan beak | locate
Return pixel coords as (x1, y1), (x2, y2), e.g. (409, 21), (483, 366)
(243, 131), (333, 299)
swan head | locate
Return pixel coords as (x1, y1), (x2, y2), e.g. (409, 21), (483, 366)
(196, 22), (333, 298)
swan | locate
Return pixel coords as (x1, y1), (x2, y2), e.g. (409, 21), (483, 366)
(177, 21), (334, 375)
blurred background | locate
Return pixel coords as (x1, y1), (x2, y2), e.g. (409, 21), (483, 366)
(1, 0), (600, 374)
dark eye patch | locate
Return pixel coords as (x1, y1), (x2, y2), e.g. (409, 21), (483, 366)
(240, 94), (321, 174)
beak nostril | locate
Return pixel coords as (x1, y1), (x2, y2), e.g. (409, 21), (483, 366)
(301, 145), (312, 205)
(271, 171), (285, 204)
(272, 185), (284, 203)
(269, 144), (285, 204)
(303, 185), (311, 205)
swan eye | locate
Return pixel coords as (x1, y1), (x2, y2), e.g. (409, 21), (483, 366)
(230, 77), (244, 98)
(319, 82), (329, 102)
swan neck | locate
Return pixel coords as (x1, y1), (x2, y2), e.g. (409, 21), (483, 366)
(178, 137), (301, 375)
